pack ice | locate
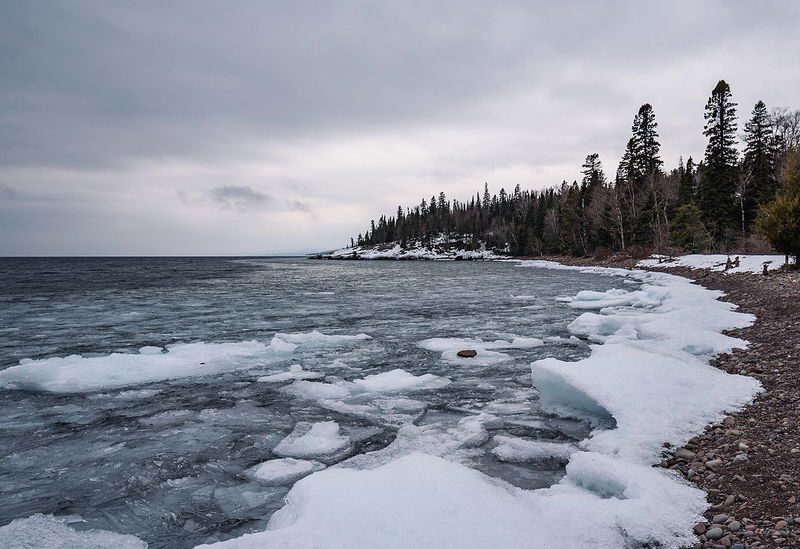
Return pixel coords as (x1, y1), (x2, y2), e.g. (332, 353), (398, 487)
(196, 261), (761, 549)
(0, 331), (369, 393)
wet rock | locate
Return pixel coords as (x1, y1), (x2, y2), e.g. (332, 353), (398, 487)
(456, 350), (477, 358)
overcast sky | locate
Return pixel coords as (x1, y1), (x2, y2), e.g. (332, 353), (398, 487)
(2, 1), (799, 255)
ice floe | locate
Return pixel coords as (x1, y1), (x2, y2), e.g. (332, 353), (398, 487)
(256, 364), (324, 383)
(273, 421), (350, 459)
(0, 514), (146, 549)
(198, 260), (762, 548)
(246, 458), (326, 484)
(418, 336), (543, 365)
(0, 330), (373, 393)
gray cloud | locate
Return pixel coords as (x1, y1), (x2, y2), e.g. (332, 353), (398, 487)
(209, 185), (272, 211)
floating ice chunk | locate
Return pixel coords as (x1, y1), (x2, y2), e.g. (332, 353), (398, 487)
(0, 339), (294, 393)
(452, 413), (500, 447)
(351, 369), (450, 393)
(492, 435), (576, 462)
(273, 421), (350, 459)
(256, 364), (324, 383)
(247, 458), (326, 484)
(508, 336), (544, 348)
(272, 330), (371, 347)
(285, 380), (351, 401)
(138, 346), (163, 355)
(0, 514), (146, 549)
(213, 485), (281, 519)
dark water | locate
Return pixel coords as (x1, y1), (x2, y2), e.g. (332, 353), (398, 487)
(0, 257), (621, 547)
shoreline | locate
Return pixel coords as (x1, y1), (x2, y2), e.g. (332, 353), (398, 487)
(541, 255), (799, 548)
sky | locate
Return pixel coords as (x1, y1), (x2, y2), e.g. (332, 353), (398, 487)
(1, 1), (799, 256)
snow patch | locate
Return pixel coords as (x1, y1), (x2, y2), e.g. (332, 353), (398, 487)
(638, 253), (793, 274)
(273, 421), (350, 459)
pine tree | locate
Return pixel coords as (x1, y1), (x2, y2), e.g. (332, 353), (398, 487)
(741, 100), (778, 231)
(630, 103), (663, 182)
(698, 79), (739, 244)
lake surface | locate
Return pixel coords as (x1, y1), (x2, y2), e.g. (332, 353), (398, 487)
(0, 257), (622, 548)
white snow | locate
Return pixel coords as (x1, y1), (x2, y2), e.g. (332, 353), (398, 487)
(246, 458), (326, 484)
(321, 238), (505, 261)
(0, 514), (146, 549)
(638, 253), (794, 274)
(273, 421), (350, 459)
(194, 451), (706, 549)
(197, 260), (763, 549)
(0, 340), (293, 393)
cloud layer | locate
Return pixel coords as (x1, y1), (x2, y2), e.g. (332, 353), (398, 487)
(1, 1), (799, 254)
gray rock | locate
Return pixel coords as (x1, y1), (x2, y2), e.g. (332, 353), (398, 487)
(675, 448), (696, 460)
(731, 544), (745, 549)
(712, 514), (729, 524)
(728, 520), (741, 532)
(706, 527), (724, 540)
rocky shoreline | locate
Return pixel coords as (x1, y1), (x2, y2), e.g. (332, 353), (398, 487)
(536, 255), (799, 548)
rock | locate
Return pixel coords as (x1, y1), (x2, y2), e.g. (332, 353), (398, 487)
(675, 448), (696, 460)
(706, 527), (724, 540)
(706, 458), (723, 470)
(731, 544), (745, 549)
(713, 514), (729, 525)
(728, 521), (741, 532)
(694, 523), (707, 535)
(456, 350), (477, 358)
(775, 520), (788, 529)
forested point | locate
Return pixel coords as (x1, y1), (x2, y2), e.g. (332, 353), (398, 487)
(347, 80), (800, 260)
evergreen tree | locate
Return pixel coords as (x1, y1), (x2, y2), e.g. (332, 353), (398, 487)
(698, 79), (739, 244)
(677, 157), (696, 205)
(630, 103), (663, 182)
(741, 100), (778, 230)
(756, 146), (800, 262)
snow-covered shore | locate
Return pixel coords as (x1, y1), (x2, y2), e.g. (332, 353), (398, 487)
(190, 261), (761, 549)
(638, 253), (793, 274)
(314, 239), (506, 260)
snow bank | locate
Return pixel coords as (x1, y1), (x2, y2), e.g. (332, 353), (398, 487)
(247, 458), (326, 484)
(638, 253), (793, 274)
(196, 261), (761, 548)
(273, 421), (350, 459)
(194, 452), (704, 549)
(0, 340), (291, 393)
(0, 514), (146, 549)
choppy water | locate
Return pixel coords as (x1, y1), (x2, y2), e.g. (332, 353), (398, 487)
(0, 257), (621, 548)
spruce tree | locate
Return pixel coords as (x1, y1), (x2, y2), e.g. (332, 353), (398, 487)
(698, 79), (739, 244)
(677, 157), (696, 205)
(630, 103), (663, 182)
(742, 100), (778, 230)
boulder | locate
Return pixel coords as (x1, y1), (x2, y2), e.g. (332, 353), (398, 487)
(457, 350), (478, 358)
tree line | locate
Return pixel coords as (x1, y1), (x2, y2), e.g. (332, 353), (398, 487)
(350, 80), (800, 259)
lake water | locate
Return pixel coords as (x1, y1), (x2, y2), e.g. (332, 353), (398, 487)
(0, 257), (621, 548)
